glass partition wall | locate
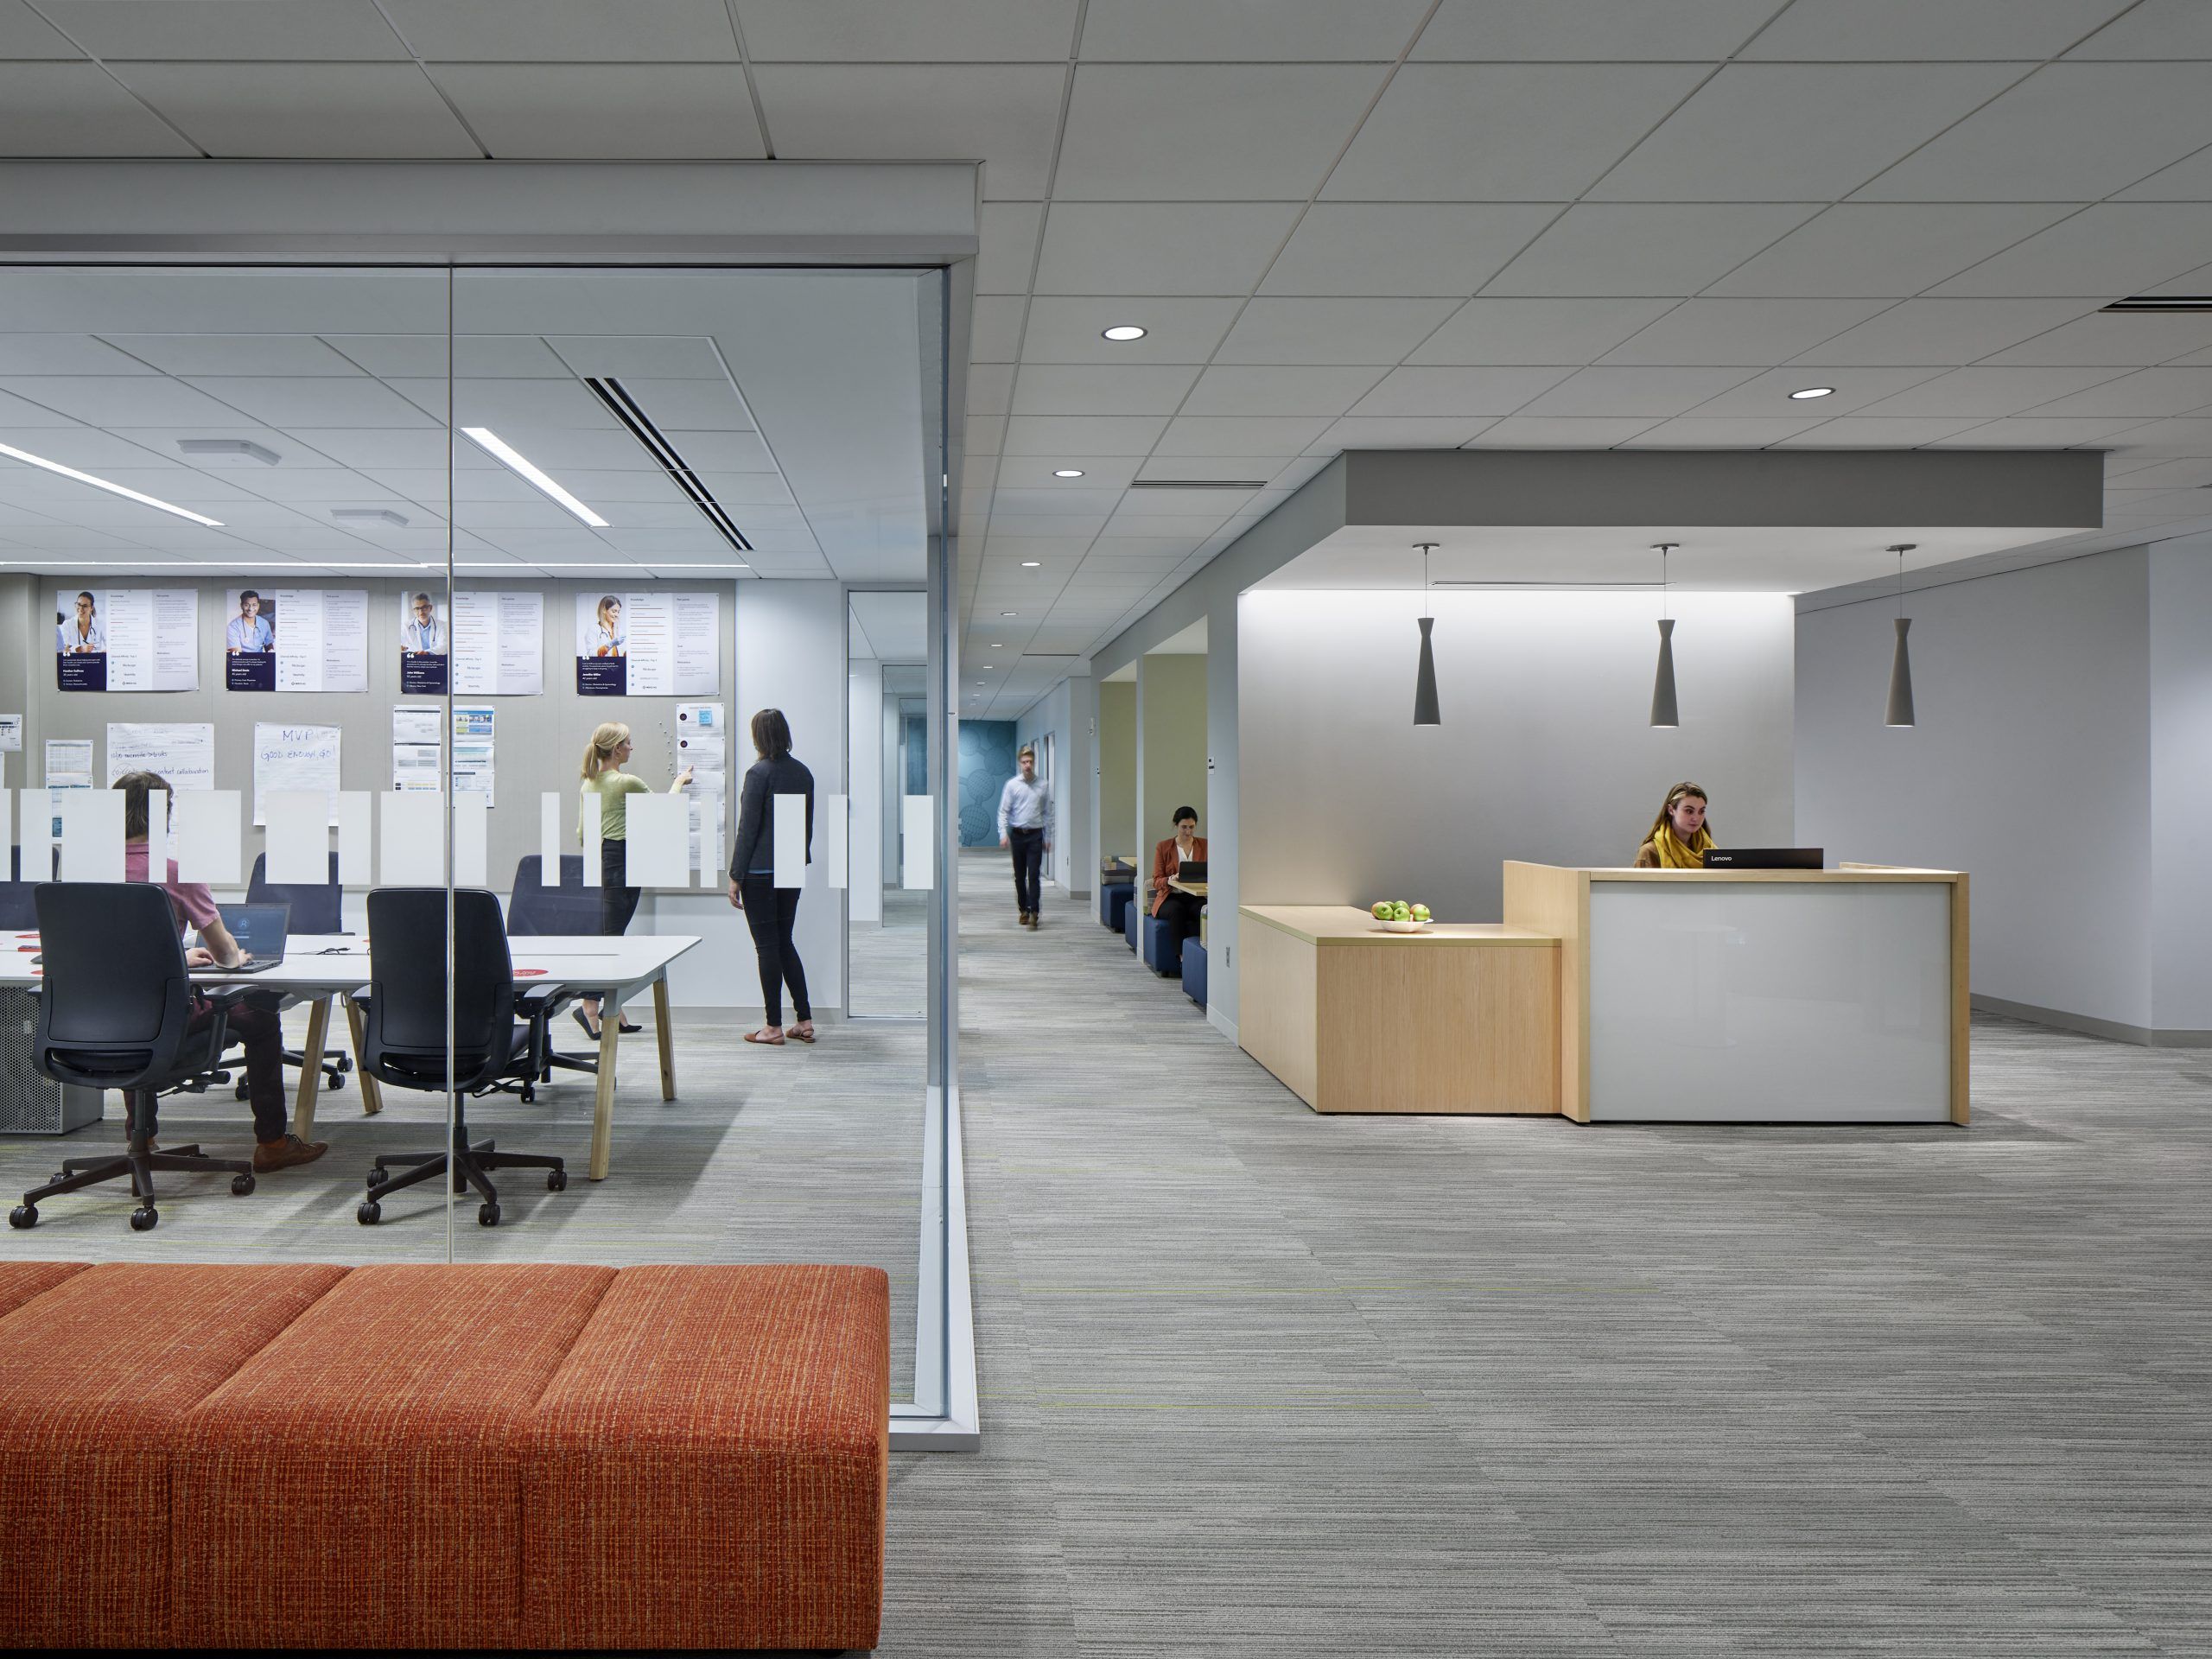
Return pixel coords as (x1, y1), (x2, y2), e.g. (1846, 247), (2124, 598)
(5, 262), (958, 1429)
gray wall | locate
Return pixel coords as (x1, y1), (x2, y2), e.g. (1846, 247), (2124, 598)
(1014, 674), (1090, 895)
(1137, 652), (1208, 853)
(2150, 537), (2212, 1035)
(0, 575), (30, 796)
(1096, 680), (1135, 866)
(1240, 588), (1796, 925)
(1796, 547), (2158, 1033)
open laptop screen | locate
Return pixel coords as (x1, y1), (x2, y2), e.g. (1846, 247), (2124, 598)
(216, 901), (289, 966)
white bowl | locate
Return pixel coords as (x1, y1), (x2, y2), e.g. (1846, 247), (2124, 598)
(1375, 917), (1428, 933)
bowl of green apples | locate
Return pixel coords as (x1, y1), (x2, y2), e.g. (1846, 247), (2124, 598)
(1370, 899), (1432, 933)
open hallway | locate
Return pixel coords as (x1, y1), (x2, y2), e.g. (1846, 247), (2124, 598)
(882, 856), (2212, 1656)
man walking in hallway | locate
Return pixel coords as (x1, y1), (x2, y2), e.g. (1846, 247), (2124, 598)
(998, 744), (1051, 928)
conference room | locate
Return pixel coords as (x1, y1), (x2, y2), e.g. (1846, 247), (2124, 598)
(0, 259), (963, 1433)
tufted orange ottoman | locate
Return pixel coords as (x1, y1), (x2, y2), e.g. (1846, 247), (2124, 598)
(0, 1259), (86, 1319)
(170, 1263), (614, 1651)
(0, 1262), (348, 1650)
(523, 1264), (891, 1653)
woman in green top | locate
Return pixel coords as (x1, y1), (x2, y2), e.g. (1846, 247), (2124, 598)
(576, 720), (691, 1039)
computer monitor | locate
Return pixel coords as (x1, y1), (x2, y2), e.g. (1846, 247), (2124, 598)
(1701, 849), (1823, 870)
(1176, 858), (1208, 882)
(215, 901), (290, 970)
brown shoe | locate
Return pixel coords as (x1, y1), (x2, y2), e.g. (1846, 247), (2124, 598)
(253, 1133), (328, 1172)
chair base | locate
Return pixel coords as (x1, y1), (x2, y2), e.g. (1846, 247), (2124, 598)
(359, 1122), (566, 1230)
(11, 1141), (256, 1232)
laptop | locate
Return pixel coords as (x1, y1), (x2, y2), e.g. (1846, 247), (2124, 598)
(1701, 849), (1823, 870)
(1176, 858), (1209, 882)
(213, 901), (289, 972)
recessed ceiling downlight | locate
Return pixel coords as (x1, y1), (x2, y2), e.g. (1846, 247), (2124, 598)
(1020, 560), (1041, 568)
(1101, 325), (1147, 341)
(1789, 386), (1835, 400)
(1053, 468), (1085, 478)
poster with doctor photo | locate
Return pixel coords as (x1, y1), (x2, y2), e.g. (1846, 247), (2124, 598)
(575, 589), (718, 697)
(54, 588), (106, 689)
(54, 587), (197, 693)
(575, 591), (628, 695)
(222, 588), (277, 690)
(399, 588), (448, 696)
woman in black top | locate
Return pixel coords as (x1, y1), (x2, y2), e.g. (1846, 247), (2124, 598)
(728, 707), (817, 1046)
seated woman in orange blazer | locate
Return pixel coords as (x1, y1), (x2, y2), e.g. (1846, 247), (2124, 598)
(1149, 805), (1207, 960)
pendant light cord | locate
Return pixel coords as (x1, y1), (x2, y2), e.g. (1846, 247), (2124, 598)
(1654, 542), (1678, 619)
(1415, 542), (1438, 619)
(1889, 543), (1915, 618)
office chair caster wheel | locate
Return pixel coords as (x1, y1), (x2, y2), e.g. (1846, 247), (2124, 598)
(546, 1169), (567, 1192)
(234, 1081), (250, 1101)
(329, 1073), (346, 1092)
(231, 1173), (255, 1197)
(130, 1206), (158, 1232)
(8, 1205), (35, 1230)
(476, 1202), (500, 1228)
(520, 1084), (536, 1103)
(356, 1200), (381, 1225)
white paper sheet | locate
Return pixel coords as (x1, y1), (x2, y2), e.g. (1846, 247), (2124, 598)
(452, 590), (543, 696)
(105, 722), (215, 793)
(451, 704), (494, 804)
(625, 792), (690, 887)
(44, 739), (92, 790)
(252, 723), (340, 827)
(336, 791), (372, 886)
(175, 790), (242, 885)
(0, 714), (20, 753)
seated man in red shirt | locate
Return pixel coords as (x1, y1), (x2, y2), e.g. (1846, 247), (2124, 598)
(113, 770), (327, 1172)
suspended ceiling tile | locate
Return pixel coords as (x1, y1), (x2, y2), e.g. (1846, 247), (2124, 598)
(1033, 202), (1304, 297)
(976, 202), (1046, 296)
(1685, 365), (1978, 416)
(1138, 454), (1293, 481)
(1407, 298), (1678, 367)
(1465, 416), (1662, 447)
(1181, 365), (1389, 416)
(1346, 365), (1574, 418)
(1484, 203), (1824, 298)
(1743, 0), (2133, 58)
(1802, 300), (2108, 367)
(991, 486), (1126, 517)
(1307, 416), (1496, 450)
(752, 64), (1064, 200)
(1768, 416), (1993, 448)
(1706, 204), (2087, 299)
(195, 374), (448, 429)
(428, 65), (764, 159)
(41, 0), (406, 59)
(1980, 312), (2212, 366)
(0, 0), (79, 57)
(107, 62), (480, 158)
(1325, 62), (1709, 200)
(1599, 300), (1891, 367)
(1515, 366), (1761, 418)
(737, 0), (1077, 60)
(1214, 298), (1461, 365)
(3, 375), (245, 425)
(1008, 364), (1202, 417)
(1018, 297), (1242, 365)
(100, 334), (363, 377)
(1002, 414), (1169, 454)
(966, 363), (1015, 416)
(1259, 202), (1561, 299)
(2020, 368), (2212, 417)
(969, 296), (1027, 365)
(1856, 63), (2212, 202)
(0, 63), (199, 156)
(1155, 415), (1334, 455)
(0, 335), (160, 375)
(995, 455), (1141, 490)
(1850, 365), (2138, 416)
(1413, 0), (1776, 60)
(382, 0), (740, 60)
(1928, 416), (2158, 445)
(598, 378), (753, 430)
(1618, 416), (1836, 448)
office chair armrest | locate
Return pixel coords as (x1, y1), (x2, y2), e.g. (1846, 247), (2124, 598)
(347, 986), (373, 1005)
(198, 984), (254, 1013)
(518, 983), (563, 1016)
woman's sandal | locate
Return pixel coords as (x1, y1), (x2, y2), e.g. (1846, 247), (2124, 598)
(786, 1024), (817, 1045)
(743, 1027), (785, 1046)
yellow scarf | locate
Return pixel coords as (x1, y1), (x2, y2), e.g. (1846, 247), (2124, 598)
(1650, 823), (1714, 869)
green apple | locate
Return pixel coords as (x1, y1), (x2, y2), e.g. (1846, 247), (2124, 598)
(1370, 900), (1391, 919)
(1410, 904), (1431, 922)
(1391, 901), (1412, 920)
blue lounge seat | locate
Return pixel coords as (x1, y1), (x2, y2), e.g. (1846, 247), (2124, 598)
(1181, 937), (1206, 1006)
(1100, 880), (1135, 931)
(1123, 897), (1140, 952)
(1141, 914), (1179, 977)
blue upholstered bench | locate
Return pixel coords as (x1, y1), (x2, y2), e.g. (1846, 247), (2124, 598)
(1100, 880), (1135, 931)
(1180, 937), (1206, 1006)
(1123, 897), (1140, 952)
(1141, 914), (1179, 977)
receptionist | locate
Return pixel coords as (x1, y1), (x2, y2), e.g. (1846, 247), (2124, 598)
(1635, 780), (1715, 869)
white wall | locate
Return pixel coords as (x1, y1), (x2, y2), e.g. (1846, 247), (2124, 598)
(849, 655), (885, 925)
(1014, 675), (1090, 894)
(1241, 589), (1796, 924)
(2150, 537), (2212, 1035)
(736, 579), (847, 1014)
(1796, 547), (2157, 1033)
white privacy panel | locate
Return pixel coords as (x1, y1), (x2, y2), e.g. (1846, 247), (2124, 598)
(579, 791), (601, 886)
(57, 789), (124, 884)
(773, 791), (805, 889)
(0, 789), (10, 879)
(142, 790), (168, 879)
(175, 790), (241, 885)
(693, 798), (720, 889)
(336, 792), (372, 886)
(454, 792), (489, 888)
(625, 792), (690, 888)
(264, 790), (328, 887)
(824, 791), (849, 889)
(378, 791), (445, 887)
(21, 789), (54, 883)
(902, 794), (933, 891)
(540, 792), (562, 885)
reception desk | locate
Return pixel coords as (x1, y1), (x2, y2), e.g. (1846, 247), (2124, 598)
(1238, 906), (1560, 1114)
(1502, 863), (1968, 1125)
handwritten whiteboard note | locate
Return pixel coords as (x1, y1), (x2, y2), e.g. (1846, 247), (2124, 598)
(252, 722), (341, 826)
(106, 722), (215, 793)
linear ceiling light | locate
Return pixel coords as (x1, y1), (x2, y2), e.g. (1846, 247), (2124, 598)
(460, 427), (608, 527)
(0, 442), (225, 527)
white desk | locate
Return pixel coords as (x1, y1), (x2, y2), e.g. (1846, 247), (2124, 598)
(3, 931), (699, 1179)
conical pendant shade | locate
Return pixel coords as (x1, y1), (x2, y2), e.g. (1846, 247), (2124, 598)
(1885, 616), (1916, 728)
(1413, 614), (1440, 726)
(1649, 617), (1679, 728)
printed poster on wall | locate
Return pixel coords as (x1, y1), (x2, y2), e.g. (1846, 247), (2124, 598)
(575, 590), (718, 696)
(454, 591), (543, 697)
(397, 588), (448, 696)
(223, 588), (368, 693)
(54, 588), (198, 692)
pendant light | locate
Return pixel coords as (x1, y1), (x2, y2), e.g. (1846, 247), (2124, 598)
(1649, 542), (1680, 728)
(1412, 542), (1441, 726)
(1885, 543), (1916, 728)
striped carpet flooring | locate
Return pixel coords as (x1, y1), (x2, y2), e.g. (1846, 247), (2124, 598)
(880, 855), (2212, 1656)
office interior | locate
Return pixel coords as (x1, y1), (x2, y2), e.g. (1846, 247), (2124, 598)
(5, 4), (2212, 1645)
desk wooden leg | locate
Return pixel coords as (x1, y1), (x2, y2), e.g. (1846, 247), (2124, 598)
(289, 995), (330, 1141)
(652, 976), (676, 1102)
(588, 1018), (620, 1181)
(342, 995), (383, 1116)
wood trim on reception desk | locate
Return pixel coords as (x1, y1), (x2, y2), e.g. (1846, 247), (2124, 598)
(1501, 863), (1970, 1126)
(1238, 906), (1560, 1114)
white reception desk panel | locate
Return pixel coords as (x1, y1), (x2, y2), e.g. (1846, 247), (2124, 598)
(1586, 880), (1952, 1123)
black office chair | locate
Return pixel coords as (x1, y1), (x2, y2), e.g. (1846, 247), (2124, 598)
(0, 846), (35, 930)
(508, 854), (614, 1080)
(353, 887), (567, 1229)
(244, 850), (352, 1095)
(9, 884), (257, 1233)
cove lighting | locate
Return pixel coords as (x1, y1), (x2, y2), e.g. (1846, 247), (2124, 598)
(1053, 468), (1085, 478)
(461, 427), (609, 527)
(1101, 325), (1147, 341)
(0, 442), (224, 527)
(1789, 386), (1835, 399)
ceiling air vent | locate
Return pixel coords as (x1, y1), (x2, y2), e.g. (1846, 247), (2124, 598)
(582, 376), (753, 554)
(1126, 478), (1267, 490)
(2100, 296), (2212, 313)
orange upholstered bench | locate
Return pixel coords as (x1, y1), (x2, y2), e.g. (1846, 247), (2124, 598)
(0, 1260), (890, 1653)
